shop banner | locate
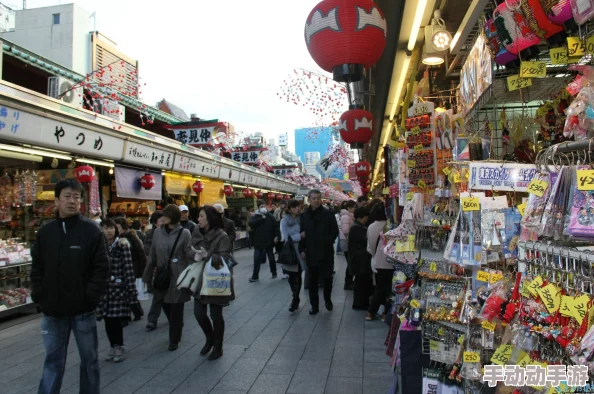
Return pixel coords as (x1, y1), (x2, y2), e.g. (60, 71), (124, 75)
(0, 104), (124, 160)
(239, 171), (258, 187)
(170, 122), (231, 146)
(164, 173), (196, 196)
(173, 154), (221, 178)
(469, 162), (537, 192)
(231, 150), (261, 164)
(218, 164), (242, 183)
(114, 166), (162, 200)
(123, 141), (174, 170)
(199, 178), (227, 207)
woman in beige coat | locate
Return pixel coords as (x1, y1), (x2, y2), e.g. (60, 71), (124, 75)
(143, 204), (196, 351)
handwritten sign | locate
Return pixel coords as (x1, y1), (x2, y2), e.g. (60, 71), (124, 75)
(560, 295), (574, 317)
(491, 344), (513, 366)
(414, 144), (423, 151)
(410, 299), (421, 309)
(410, 126), (421, 135)
(527, 276), (543, 297)
(476, 271), (490, 282)
(453, 172), (461, 183)
(461, 197), (480, 211)
(429, 262), (437, 272)
(406, 192), (414, 201)
(517, 202), (527, 217)
(577, 169), (594, 191)
(507, 75), (532, 91)
(568, 36), (586, 56)
(520, 281), (530, 297)
(482, 320), (496, 332)
(463, 352), (480, 363)
(418, 179), (426, 189)
(489, 272), (504, 283)
(443, 167), (451, 176)
(429, 340), (439, 351)
(550, 47), (569, 65)
(407, 160), (416, 168)
(520, 61), (547, 78)
(537, 284), (560, 314)
(569, 294), (590, 325)
(527, 178), (549, 197)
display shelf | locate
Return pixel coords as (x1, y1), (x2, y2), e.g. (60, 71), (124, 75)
(0, 301), (36, 317)
(0, 260), (32, 269)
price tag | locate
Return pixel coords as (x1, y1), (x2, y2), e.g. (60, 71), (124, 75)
(520, 281), (530, 298)
(520, 61), (547, 78)
(463, 351), (480, 363)
(517, 353), (531, 368)
(550, 46), (569, 65)
(490, 344), (513, 366)
(438, 328), (445, 336)
(482, 320), (496, 332)
(382, 187), (389, 195)
(410, 126), (421, 135)
(577, 169), (594, 191)
(461, 197), (480, 211)
(476, 270), (490, 282)
(527, 178), (549, 197)
(569, 294), (591, 325)
(560, 295), (574, 317)
(414, 144), (423, 151)
(410, 299), (421, 309)
(443, 167), (451, 176)
(517, 202), (527, 217)
(407, 159), (416, 168)
(587, 36), (594, 54)
(406, 192), (414, 201)
(453, 173), (461, 183)
(537, 283), (561, 314)
(429, 340), (439, 351)
(489, 272), (504, 283)
(430, 262), (437, 272)
(567, 36), (586, 56)
(507, 75), (532, 92)
(457, 334), (465, 344)
(418, 179), (426, 188)
(527, 275), (544, 297)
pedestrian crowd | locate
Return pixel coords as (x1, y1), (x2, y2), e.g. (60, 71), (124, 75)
(30, 179), (392, 394)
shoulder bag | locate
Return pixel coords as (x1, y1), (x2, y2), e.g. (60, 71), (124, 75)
(152, 230), (183, 291)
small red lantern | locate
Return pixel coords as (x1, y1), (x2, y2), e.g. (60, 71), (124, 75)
(140, 173), (155, 190)
(305, 0), (387, 82)
(74, 165), (95, 183)
(192, 181), (204, 194)
(355, 161), (372, 178)
(284, 195), (290, 200)
(223, 185), (233, 196)
(276, 194), (283, 201)
(256, 190), (264, 198)
(361, 187), (370, 194)
(243, 188), (253, 198)
(339, 107), (373, 149)
(268, 193), (275, 200)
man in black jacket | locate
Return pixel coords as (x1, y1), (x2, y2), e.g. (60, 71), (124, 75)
(214, 204), (237, 251)
(31, 178), (109, 394)
(179, 204), (197, 234)
(249, 200), (279, 282)
(300, 189), (339, 314)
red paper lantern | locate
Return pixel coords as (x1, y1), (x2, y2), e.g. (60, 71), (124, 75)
(276, 194), (283, 201)
(284, 195), (290, 200)
(74, 165), (95, 183)
(243, 188), (253, 198)
(268, 193), (275, 200)
(339, 106), (373, 149)
(223, 185), (233, 196)
(361, 187), (370, 194)
(305, 0), (387, 82)
(140, 173), (155, 190)
(192, 181), (204, 194)
(355, 161), (371, 178)
(256, 190), (264, 198)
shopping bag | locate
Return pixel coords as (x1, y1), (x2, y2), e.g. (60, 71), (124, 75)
(278, 236), (298, 266)
(176, 261), (205, 295)
(199, 258), (232, 297)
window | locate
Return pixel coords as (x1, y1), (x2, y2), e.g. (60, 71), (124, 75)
(52, 13), (60, 25)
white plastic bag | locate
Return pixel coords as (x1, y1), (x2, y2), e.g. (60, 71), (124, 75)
(199, 258), (232, 297)
(176, 261), (204, 295)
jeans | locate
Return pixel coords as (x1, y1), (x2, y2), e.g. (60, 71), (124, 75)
(369, 269), (394, 315)
(38, 312), (99, 394)
(194, 300), (224, 340)
(252, 247), (276, 278)
(147, 296), (164, 326)
(163, 303), (185, 344)
(308, 266), (333, 308)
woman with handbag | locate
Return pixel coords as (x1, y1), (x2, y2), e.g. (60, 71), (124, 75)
(96, 218), (138, 363)
(279, 200), (305, 312)
(143, 204), (196, 351)
(191, 205), (234, 360)
(366, 203), (393, 321)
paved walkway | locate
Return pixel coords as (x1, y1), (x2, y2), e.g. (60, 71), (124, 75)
(0, 249), (394, 394)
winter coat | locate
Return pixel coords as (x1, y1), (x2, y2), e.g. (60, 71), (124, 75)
(181, 220), (197, 235)
(135, 229), (146, 244)
(249, 212), (279, 249)
(96, 238), (138, 319)
(348, 221), (372, 276)
(223, 217), (236, 247)
(300, 206), (339, 277)
(339, 209), (354, 240)
(30, 213), (109, 317)
(143, 228), (155, 258)
(279, 214), (304, 273)
(143, 224), (195, 304)
(120, 229), (147, 278)
(367, 220), (391, 271)
(191, 227), (235, 305)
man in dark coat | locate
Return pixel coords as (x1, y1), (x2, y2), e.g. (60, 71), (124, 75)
(30, 178), (109, 394)
(300, 189), (339, 314)
(347, 207), (373, 310)
(214, 204), (237, 251)
(179, 204), (197, 234)
(249, 200), (279, 282)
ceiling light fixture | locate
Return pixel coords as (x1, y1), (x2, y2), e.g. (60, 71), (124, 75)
(429, 10), (452, 51)
(422, 45), (445, 65)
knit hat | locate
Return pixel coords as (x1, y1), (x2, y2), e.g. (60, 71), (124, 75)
(162, 204), (181, 224)
(213, 204), (225, 214)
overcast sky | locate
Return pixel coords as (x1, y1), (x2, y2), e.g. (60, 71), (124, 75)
(19, 0), (335, 151)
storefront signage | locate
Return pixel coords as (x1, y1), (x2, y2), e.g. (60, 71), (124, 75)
(173, 154), (221, 178)
(240, 172), (257, 186)
(0, 105), (124, 160)
(272, 168), (295, 177)
(123, 141), (174, 170)
(267, 178), (280, 190)
(231, 150), (261, 164)
(469, 162), (537, 192)
(170, 122), (231, 146)
(218, 165), (241, 182)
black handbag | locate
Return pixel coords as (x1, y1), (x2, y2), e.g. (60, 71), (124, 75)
(278, 236), (298, 266)
(152, 230), (183, 291)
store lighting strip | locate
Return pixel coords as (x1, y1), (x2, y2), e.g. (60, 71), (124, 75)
(407, 0), (428, 52)
(0, 143), (72, 160)
(449, 0), (489, 55)
(74, 158), (115, 168)
(0, 150), (43, 162)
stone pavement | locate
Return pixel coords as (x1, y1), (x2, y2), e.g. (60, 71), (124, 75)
(0, 249), (395, 394)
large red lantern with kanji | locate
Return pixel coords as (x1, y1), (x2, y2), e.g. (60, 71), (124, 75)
(243, 188), (253, 198)
(339, 106), (373, 148)
(256, 190), (264, 198)
(140, 173), (155, 190)
(223, 185), (233, 196)
(355, 161), (371, 178)
(305, 0), (387, 82)
(74, 165), (95, 183)
(192, 181), (204, 194)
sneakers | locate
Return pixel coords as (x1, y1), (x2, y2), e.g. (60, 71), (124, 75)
(281, 273), (289, 280)
(271, 273), (278, 279)
(105, 346), (115, 361)
(249, 277), (259, 283)
(366, 312), (375, 321)
(113, 346), (125, 363)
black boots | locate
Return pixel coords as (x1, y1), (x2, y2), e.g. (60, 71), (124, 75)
(208, 340), (223, 360)
(289, 298), (299, 312)
(200, 337), (214, 355)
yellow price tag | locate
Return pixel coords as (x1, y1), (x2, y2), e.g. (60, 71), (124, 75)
(438, 328), (444, 336)
(527, 275), (543, 297)
(517, 354), (531, 368)
(537, 283), (561, 314)
(517, 202), (527, 217)
(410, 126), (421, 135)
(410, 299), (420, 309)
(482, 320), (496, 332)
(461, 197), (480, 211)
(476, 270), (490, 282)
(414, 144), (423, 151)
(453, 173), (461, 183)
(418, 179), (426, 188)
(569, 294), (591, 325)
(406, 192), (414, 201)
(550, 46), (569, 65)
(457, 334), (465, 345)
(560, 295), (574, 317)
(567, 36), (586, 56)
(429, 340), (439, 351)
(520, 281), (530, 298)
(443, 167), (451, 176)
(382, 187), (389, 195)
(520, 61), (547, 78)
(407, 160), (416, 168)
(430, 262), (437, 272)
(577, 169), (594, 191)
(463, 351), (480, 363)
(490, 344), (513, 366)
(489, 272), (504, 283)
(587, 36), (594, 54)
(507, 75), (532, 92)
(527, 178), (549, 197)
(389, 140), (405, 149)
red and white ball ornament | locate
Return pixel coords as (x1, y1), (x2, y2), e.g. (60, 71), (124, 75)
(74, 165), (95, 183)
(339, 106), (374, 149)
(192, 180), (204, 194)
(361, 187), (370, 194)
(256, 190), (264, 198)
(284, 194), (291, 200)
(243, 188), (253, 198)
(268, 193), (276, 200)
(275, 194), (283, 201)
(140, 173), (156, 190)
(223, 185), (233, 196)
(354, 161), (372, 178)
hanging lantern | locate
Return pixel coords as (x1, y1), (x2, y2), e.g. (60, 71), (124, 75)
(357, 176), (369, 184)
(339, 106), (373, 148)
(523, 0), (566, 46)
(243, 188), (253, 198)
(493, 1), (541, 59)
(140, 173), (156, 190)
(361, 187), (370, 194)
(256, 190), (264, 198)
(74, 165), (95, 183)
(223, 185), (233, 196)
(284, 195), (291, 200)
(192, 180), (204, 194)
(540, 0), (575, 30)
(268, 193), (275, 200)
(484, 17), (518, 66)
(355, 161), (371, 178)
(276, 194), (283, 201)
(304, 0), (387, 82)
